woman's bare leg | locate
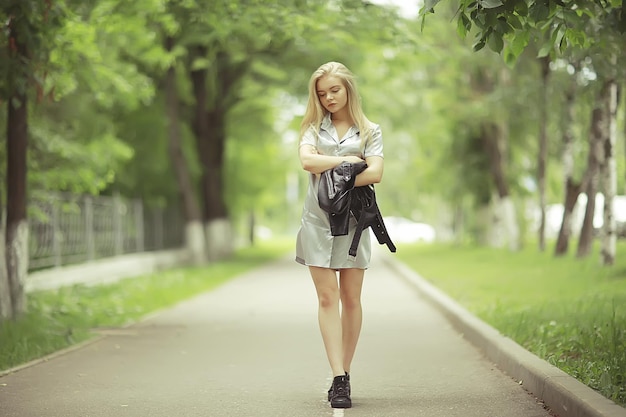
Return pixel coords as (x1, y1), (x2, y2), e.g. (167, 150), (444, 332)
(339, 268), (365, 373)
(309, 266), (344, 377)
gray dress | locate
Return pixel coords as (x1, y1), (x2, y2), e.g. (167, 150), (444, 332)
(295, 114), (384, 269)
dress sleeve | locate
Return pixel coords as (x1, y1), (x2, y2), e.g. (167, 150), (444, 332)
(299, 126), (317, 148)
(364, 124), (383, 158)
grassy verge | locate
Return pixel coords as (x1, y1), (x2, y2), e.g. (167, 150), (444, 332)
(395, 241), (626, 406)
(0, 238), (293, 373)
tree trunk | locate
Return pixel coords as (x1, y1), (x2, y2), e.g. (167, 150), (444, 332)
(481, 122), (518, 250)
(6, 87), (28, 318)
(555, 82), (582, 256)
(554, 179), (583, 256)
(576, 90), (605, 258)
(189, 48), (232, 260)
(599, 80), (618, 265)
(475, 202), (491, 246)
(203, 107), (228, 221)
(203, 107), (232, 260)
(164, 37), (206, 265)
(0, 198), (12, 319)
(537, 56), (550, 252)
(190, 51), (249, 260)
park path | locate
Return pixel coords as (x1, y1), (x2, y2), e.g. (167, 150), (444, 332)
(0, 250), (551, 417)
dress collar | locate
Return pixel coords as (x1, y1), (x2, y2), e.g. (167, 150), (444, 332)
(321, 113), (359, 134)
(321, 113), (333, 131)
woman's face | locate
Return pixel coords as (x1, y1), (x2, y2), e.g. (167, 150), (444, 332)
(316, 75), (348, 115)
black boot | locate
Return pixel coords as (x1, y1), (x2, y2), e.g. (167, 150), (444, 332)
(328, 372), (350, 401)
(330, 374), (352, 409)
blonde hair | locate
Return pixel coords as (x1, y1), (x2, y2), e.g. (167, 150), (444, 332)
(299, 61), (373, 150)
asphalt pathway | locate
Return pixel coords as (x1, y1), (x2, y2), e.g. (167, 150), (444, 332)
(0, 251), (552, 417)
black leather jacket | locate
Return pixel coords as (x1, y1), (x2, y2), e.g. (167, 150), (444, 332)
(318, 161), (396, 259)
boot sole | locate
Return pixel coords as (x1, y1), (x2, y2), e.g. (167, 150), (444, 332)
(331, 398), (352, 408)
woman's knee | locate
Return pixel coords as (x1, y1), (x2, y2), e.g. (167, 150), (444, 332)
(340, 293), (362, 311)
(318, 287), (340, 309)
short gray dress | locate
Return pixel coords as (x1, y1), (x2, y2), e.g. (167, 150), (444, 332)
(295, 114), (384, 269)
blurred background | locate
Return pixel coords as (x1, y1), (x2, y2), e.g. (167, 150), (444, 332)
(1, 0), (624, 271)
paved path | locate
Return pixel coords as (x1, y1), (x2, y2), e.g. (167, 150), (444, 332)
(0, 251), (551, 417)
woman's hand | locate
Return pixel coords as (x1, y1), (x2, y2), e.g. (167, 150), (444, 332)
(354, 155), (384, 186)
(300, 145), (365, 174)
(343, 155), (365, 164)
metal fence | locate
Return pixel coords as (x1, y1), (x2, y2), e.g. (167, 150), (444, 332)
(28, 193), (185, 271)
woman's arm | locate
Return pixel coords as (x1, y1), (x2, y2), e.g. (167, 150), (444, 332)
(299, 144), (364, 174)
(354, 155), (383, 187)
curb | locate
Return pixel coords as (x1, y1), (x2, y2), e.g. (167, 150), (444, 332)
(0, 335), (105, 378)
(0, 289), (196, 379)
(26, 249), (191, 293)
(383, 255), (626, 417)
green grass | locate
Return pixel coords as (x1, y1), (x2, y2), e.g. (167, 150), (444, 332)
(396, 241), (626, 406)
(0, 238), (293, 373)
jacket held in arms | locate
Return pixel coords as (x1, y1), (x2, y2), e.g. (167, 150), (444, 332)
(318, 161), (396, 259)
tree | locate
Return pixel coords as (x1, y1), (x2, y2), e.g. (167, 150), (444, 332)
(354, 4), (536, 246)
(599, 75), (619, 264)
(164, 36), (206, 265)
(0, 0), (168, 319)
(108, 0), (209, 265)
(536, 56), (550, 251)
(577, 91), (605, 257)
(0, 1), (66, 319)
(5, 40), (28, 317)
(554, 63), (584, 256)
(420, 0), (625, 263)
(0, 193), (9, 318)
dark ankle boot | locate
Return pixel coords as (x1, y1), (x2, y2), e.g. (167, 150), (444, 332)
(328, 372), (350, 401)
(330, 375), (352, 408)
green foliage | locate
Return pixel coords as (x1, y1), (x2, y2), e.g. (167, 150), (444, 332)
(498, 298), (626, 404)
(396, 241), (626, 405)
(421, 0), (626, 66)
(1, 0), (167, 199)
(110, 93), (188, 205)
(28, 94), (135, 196)
(0, 238), (292, 372)
(48, 1), (166, 108)
(0, 0), (66, 99)
(225, 82), (287, 219)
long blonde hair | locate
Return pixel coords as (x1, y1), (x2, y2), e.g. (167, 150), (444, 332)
(299, 62), (373, 150)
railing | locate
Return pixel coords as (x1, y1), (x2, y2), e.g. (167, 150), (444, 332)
(28, 193), (184, 271)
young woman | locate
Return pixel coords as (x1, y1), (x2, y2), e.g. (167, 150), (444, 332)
(295, 62), (384, 409)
